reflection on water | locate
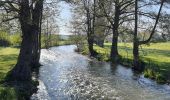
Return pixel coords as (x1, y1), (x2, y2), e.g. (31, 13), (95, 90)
(31, 45), (170, 100)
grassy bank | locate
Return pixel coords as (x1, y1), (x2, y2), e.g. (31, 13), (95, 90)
(0, 42), (74, 99)
(0, 47), (19, 99)
(82, 42), (170, 84)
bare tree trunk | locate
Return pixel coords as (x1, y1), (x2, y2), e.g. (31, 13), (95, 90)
(110, 0), (120, 63)
(88, 36), (95, 56)
(133, 0), (140, 70)
(133, 41), (140, 70)
(110, 27), (119, 62)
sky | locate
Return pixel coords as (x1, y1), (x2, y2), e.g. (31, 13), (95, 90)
(58, 2), (72, 35)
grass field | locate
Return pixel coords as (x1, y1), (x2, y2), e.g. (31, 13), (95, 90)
(90, 42), (170, 83)
(0, 47), (19, 100)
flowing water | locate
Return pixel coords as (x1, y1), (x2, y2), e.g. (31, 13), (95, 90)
(31, 45), (170, 100)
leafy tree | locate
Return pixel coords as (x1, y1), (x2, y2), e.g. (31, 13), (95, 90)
(133, 0), (165, 71)
(99, 0), (134, 62)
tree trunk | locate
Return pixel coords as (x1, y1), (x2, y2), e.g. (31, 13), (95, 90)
(88, 36), (96, 56)
(110, 1), (120, 63)
(133, 41), (141, 70)
(85, 0), (96, 57)
(7, 0), (32, 81)
(133, 0), (140, 70)
(31, 0), (44, 68)
(110, 27), (119, 62)
(8, 21), (33, 81)
(9, 33), (33, 81)
(7, 0), (41, 81)
(31, 26), (40, 68)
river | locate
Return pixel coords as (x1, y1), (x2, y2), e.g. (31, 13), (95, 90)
(31, 45), (170, 100)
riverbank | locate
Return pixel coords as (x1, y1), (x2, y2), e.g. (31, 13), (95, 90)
(81, 42), (170, 84)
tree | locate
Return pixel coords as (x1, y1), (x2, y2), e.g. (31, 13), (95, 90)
(71, 0), (98, 56)
(93, 0), (110, 47)
(85, 0), (98, 56)
(70, 11), (86, 51)
(133, 0), (165, 71)
(0, 0), (44, 81)
(41, 2), (60, 48)
(99, 0), (134, 62)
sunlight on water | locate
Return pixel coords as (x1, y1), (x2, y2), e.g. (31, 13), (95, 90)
(31, 45), (170, 100)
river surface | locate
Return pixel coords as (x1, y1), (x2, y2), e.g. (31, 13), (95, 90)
(31, 45), (170, 100)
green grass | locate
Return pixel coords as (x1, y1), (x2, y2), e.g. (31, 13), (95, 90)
(90, 42), (170, 83)
(0, 47), (19, 100)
